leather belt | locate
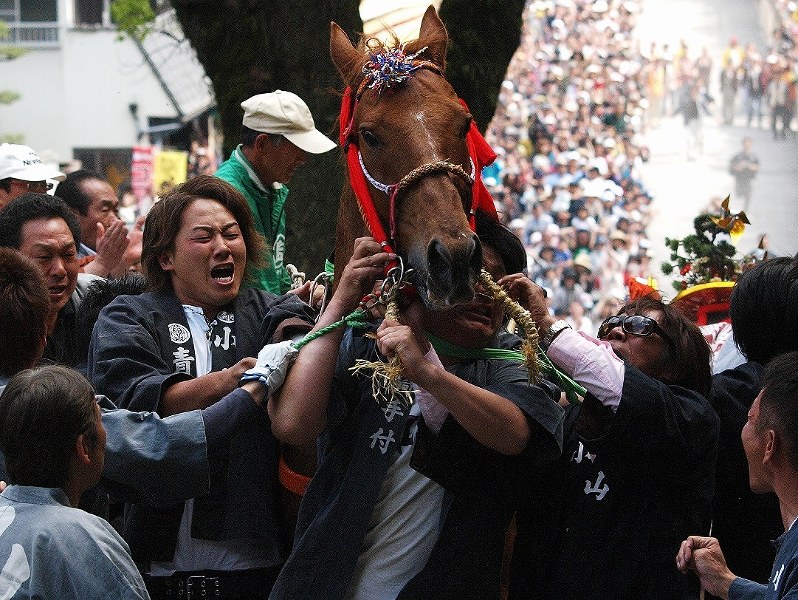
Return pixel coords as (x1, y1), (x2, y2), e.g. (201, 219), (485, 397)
(144, 567), (279, 600)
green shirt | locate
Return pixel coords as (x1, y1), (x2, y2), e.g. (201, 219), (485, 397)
(215, 146), (292, 294)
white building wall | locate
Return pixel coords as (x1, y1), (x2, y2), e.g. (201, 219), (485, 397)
(0, 0), (179, 163)
(60, 29), (178, 151)
(0, 48), (68, 161)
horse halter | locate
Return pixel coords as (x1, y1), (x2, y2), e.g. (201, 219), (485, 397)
(339, 46), (481, 263)
(357, 151), (476, 246)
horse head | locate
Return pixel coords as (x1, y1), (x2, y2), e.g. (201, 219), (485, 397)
(331, 6), (482, 307)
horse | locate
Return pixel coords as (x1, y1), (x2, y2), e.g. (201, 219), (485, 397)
(279, 5), (497, 533)
(330, 6), (485, 307)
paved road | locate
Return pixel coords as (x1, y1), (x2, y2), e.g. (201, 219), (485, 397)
(636, 0), (798, 288)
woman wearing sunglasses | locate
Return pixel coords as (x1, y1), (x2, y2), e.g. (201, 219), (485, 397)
(506, 279), (719, 599)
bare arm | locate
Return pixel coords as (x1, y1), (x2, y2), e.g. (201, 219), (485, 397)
(269, 238), (394, 445)
(159, 357), (256, 416)
(376, 319), (531, 455)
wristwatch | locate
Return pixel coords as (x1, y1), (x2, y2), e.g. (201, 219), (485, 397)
(540, 319), (571, 351)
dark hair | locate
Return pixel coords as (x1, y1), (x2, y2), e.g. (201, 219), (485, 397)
(622, 296), (712, 398)
(0, 193), (82, 249)
(730, 257), (798, 364)
(241, 125), (261, 147)
(53, 169), (105, 216)
(142, 175), (265, 291)
(0, 178), (12, 193)
(241, 125), (283, 148)
(759, 352), (798, 470)
(474, 209), (527, 275)
(562, 267), (578, 280)
(0, 248), (50, 376)
(75, 273), (147, 364)
(0, 365), (98, 487)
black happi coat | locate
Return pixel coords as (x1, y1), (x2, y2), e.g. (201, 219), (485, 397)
(510, 365), (720, 600)
(88, 289), (313, 564)
(271, 329), (564, 600)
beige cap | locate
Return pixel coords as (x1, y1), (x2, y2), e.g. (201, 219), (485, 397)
(241, 90), (336, 154)
(573, 252), (593, 272)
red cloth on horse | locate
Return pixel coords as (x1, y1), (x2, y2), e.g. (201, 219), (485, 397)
(459, 99), (499, 223)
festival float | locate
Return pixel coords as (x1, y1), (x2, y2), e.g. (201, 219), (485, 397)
(660, 197), (752, 325)
(659, 197), (765, 357)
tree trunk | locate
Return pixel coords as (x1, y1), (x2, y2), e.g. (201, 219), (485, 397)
(439, 0), (526, 133)
(172, 0), (361, 276)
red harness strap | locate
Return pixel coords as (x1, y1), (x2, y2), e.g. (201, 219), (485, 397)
(340, 87), (397, 264)
(460, 98), (500, 225)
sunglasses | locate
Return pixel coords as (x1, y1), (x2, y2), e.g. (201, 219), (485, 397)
(11, 179), (53, 192)
(597, 314), (676, 350)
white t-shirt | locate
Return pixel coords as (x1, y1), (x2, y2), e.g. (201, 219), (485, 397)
(344, 402), (446, 600)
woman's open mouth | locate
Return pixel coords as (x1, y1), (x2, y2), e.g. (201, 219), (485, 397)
(210, 264), (235, 284)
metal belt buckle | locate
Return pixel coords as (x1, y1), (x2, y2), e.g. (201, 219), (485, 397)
(186, 575), (220, 599)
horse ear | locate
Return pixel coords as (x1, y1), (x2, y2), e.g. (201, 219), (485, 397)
(330, 22), (362, 84)
(418, 5), (448, 71)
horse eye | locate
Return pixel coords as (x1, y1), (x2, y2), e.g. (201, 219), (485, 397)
(360, 129), (380, 148)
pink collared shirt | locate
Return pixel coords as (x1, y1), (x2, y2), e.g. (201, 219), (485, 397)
(547, 328), (624, 411)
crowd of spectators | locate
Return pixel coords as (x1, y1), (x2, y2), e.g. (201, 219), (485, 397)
(483, 0), (655, 330)
(482, 0), (796, 332)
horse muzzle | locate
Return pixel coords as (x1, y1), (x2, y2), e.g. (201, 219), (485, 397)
(411, 233), (482, 308)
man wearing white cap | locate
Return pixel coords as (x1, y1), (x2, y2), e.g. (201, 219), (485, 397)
(216, 90), (336, 294)
(0, 143), (65, 209)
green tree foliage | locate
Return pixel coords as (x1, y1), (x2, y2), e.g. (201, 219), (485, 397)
(0, 21), (26, 60)
(110, 0), (155, 40)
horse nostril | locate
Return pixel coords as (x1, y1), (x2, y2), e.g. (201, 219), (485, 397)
(427, 239), (454, 287)
(425, 235), (482, 305)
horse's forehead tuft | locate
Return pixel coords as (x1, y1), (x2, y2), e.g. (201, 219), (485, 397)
(359, 43), (429, 94)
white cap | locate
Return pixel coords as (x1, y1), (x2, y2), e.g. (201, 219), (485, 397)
(0, 144), (65, 182)
(241, 90), (336, 154)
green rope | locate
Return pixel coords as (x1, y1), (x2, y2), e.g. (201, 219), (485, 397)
(426, 332), (528, 361)
(535, 347), (586, 405)
(427, 332), (586, 404)
(290, 307), (586, 404)
(291, 307), (371, 350)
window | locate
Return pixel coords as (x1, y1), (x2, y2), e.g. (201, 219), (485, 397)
(75, 0), (104, 26)
(0, 0), (15, 22)
(1, 0), (59, 46)
(20, 0), (57, 22)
